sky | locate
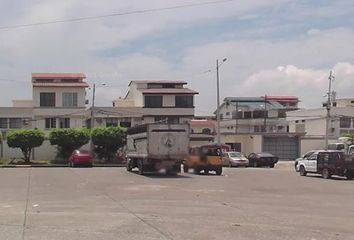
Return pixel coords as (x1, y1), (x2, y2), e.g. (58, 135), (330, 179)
(0, 0), (354, 115)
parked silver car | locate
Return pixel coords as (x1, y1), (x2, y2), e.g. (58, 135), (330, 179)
(222, 152), (249, 167)
(294, 150), (317, 172)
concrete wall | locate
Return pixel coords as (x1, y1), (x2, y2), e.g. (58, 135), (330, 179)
(1, 140), (90, 161)
(221, 134), (263, 156)
(300, 137), (325, 155)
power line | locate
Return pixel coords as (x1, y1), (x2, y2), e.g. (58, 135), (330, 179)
(0, 0), (233, 30)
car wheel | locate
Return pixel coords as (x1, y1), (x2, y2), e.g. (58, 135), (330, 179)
(322, 168), (331, 179)
(126, 160), (133, 172)
(183, 164), (189, 173)
(299, 166), (306, 176)
(269, 163), (275, 168)
(194, 167), (200, 174)
(346, 171), (354, 180)
(215, 167), (222, 175)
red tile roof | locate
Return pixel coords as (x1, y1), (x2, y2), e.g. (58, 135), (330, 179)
(140, 88), (198, 94)
(32, 82), (89, 88)
(32, 73), (86, 79)
(129, 80), (187, 86)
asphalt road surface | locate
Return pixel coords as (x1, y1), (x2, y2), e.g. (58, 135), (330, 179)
(0, 163), (353, 240)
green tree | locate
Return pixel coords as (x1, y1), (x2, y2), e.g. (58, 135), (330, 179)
(7, 129), (45, 164)
(49, 129), (90, 159)
(91, 127), (126, 162)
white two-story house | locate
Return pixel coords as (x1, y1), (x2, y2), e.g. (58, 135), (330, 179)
(32, 73), (88, 130)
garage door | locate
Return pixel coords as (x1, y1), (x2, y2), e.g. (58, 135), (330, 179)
(263, 136), (299, 160)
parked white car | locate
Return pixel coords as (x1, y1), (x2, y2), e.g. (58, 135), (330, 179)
(294, 150), (317, 172)
(297, 150), (354, 179)
(222, 152), (249, 167)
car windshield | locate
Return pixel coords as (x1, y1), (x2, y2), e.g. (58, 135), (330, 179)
(229, 152), (242, 158)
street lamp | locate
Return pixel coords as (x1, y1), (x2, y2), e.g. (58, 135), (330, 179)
(216, 58), (227, 145)
(90, 83), (106, 129)
(89, 83), (106, 153)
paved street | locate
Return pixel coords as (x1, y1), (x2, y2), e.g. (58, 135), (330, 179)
(0, 163), (354, 240)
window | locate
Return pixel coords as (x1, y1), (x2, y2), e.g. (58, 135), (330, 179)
(175, 96), (194, 108)
(40, 92), (55, 107)
(59, 118), (70, 128)
(278, 110), (287, 118)
(340, 117), (351, 128)
(145, 96), (162, 108)
(226, 112), (230, 116)
(106, 118), (119, 127)
(9, 118), (22, 129)
(0, 118), (8, 129)
(154, 116), (179, 124)
(202, 128), (211, 135)
(253, 110), (267, 119)
(120, 121), (131, 128)
(45, 118), (56, 129)
(244, 111), (252, 119)
(62, 93), (78, 107)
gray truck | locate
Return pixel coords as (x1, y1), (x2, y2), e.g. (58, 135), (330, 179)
(125, 123), (190, 175)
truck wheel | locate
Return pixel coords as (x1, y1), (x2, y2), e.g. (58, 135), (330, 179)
(138, 160), (144, 175)
(126, 160), (132, 172)
(346, 171), (354, 180)
(322, 168), (331, 179)
(183, 165), (189, 173)
(299, 166), (307, 176)
(215, 167), (222, 175)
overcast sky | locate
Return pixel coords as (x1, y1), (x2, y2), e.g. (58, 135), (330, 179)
(1, 0), (354, 115)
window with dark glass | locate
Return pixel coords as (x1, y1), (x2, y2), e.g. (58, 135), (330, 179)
(340, 117), (351, 128)
(202, 128), (211, 135)
(59, 118), (70, 128)
(40, 92), (55, 107)
(45, 118), (56, 129)
(106, 118), (119, 127)
(144, 96), (162, 108)
(253, 110), (267, 119)
(9, 118), (22, 129)
(175, 96), (194, 108)
(0, 118), (8, 129)
(244, 111), (252, 119)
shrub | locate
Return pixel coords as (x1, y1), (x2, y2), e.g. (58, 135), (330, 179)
(7, 129), (45, 164)
(49, 128), (90, 159)
(91, 127), (126, 162)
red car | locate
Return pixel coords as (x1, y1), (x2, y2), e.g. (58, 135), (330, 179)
(69, 150), (93, 167)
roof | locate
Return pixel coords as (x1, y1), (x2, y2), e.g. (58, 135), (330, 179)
(32, 82), (89, 88)
(32, 73), (86, 79)
(140, 88), (198, 95)
(266, 96), (299, 102)
(128, 80), (187, 86)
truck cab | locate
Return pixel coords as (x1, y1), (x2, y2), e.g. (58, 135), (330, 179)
(298, 150), (354, 180)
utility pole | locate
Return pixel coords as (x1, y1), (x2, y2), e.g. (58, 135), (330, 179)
(325, 71), (334, 149)
(235, 101), (239, 134)
(263, 95), (267, 132)
(216, 60), (221, 145)
(91, 83), (96, 129)
(216, 58), (227, 145)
